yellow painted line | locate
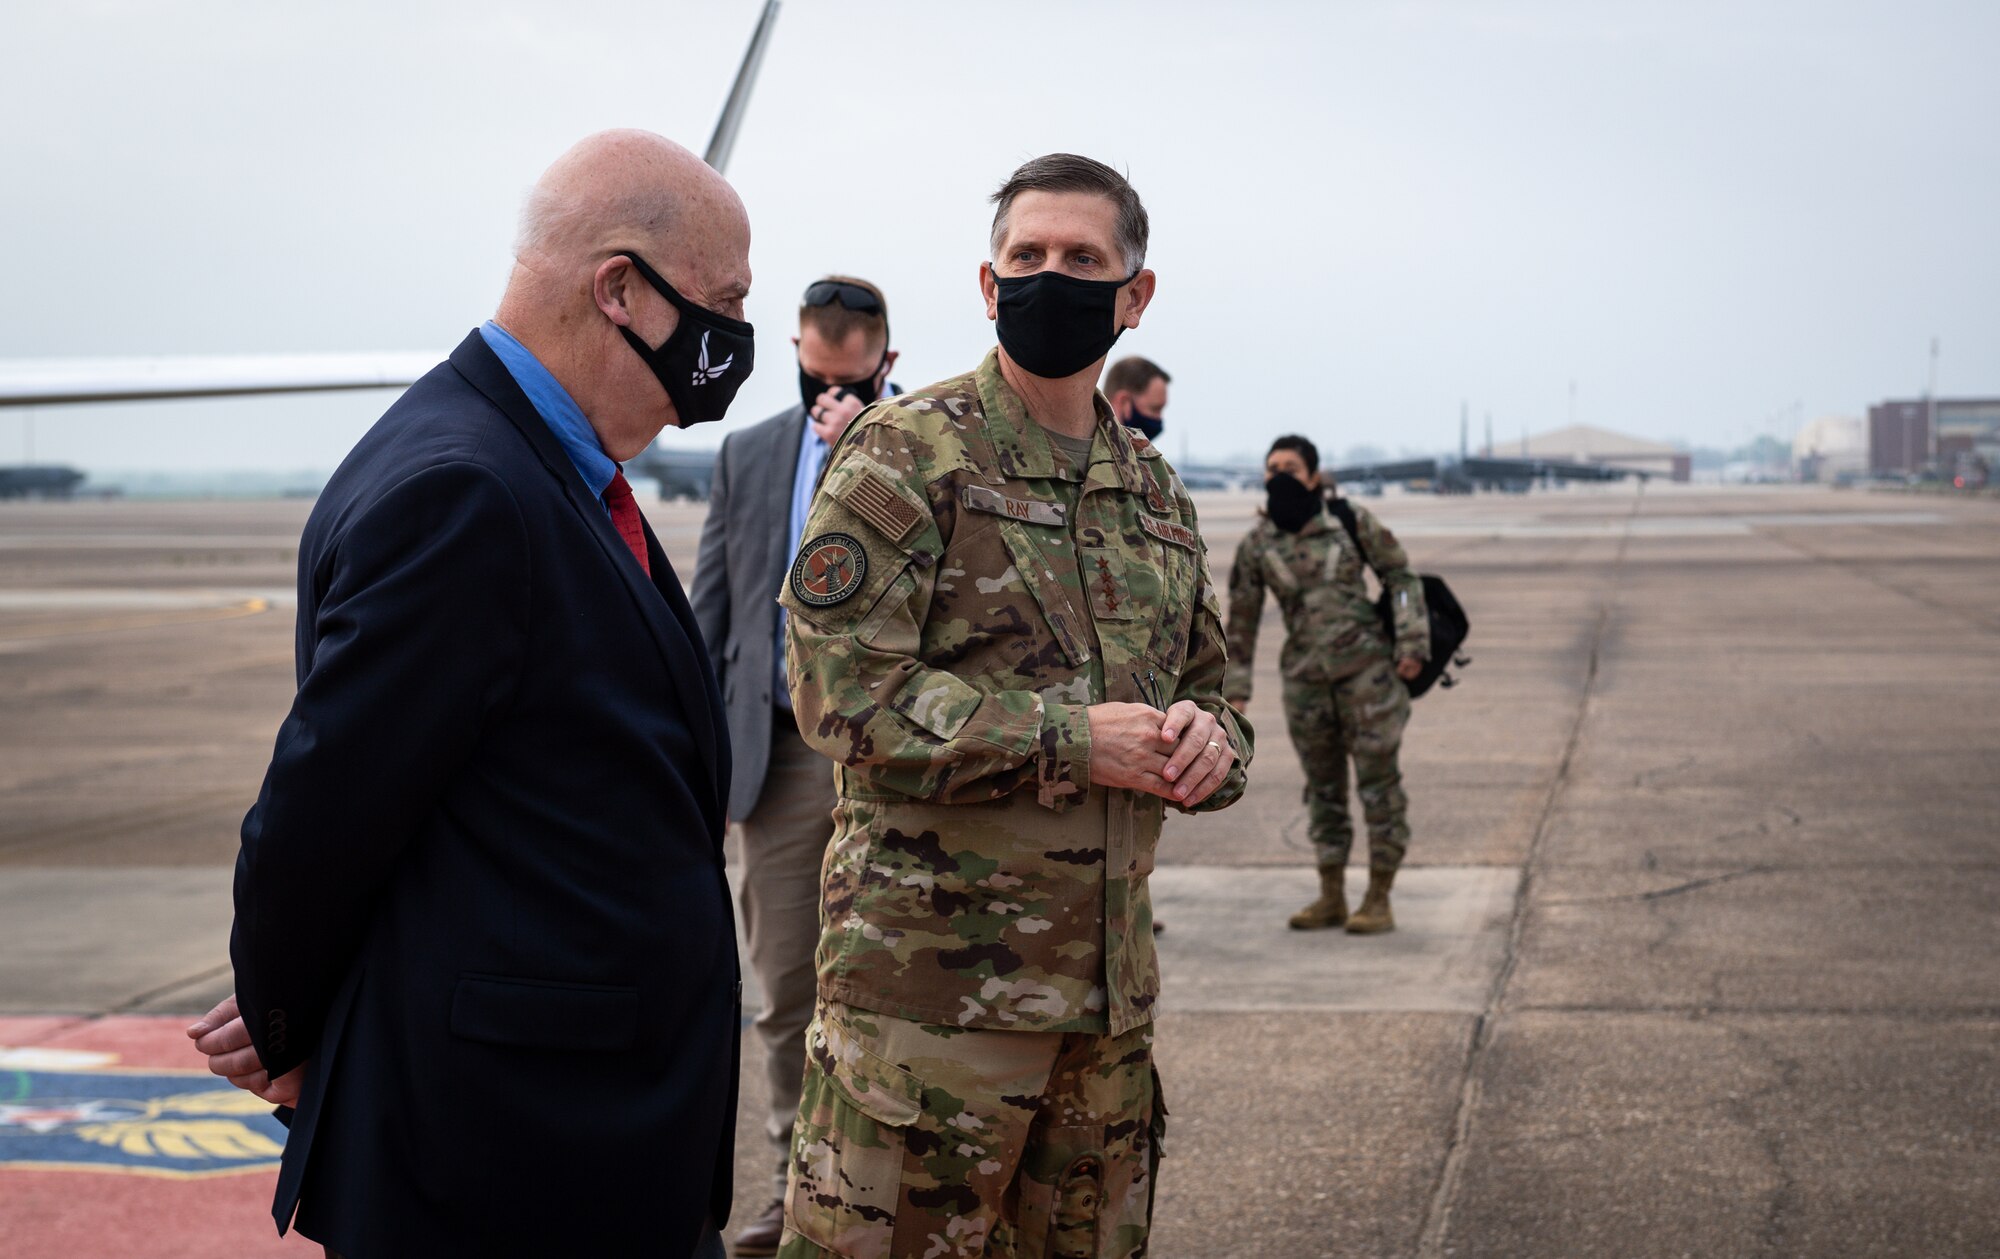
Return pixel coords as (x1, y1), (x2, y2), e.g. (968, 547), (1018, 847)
(0, 597), (271, 642)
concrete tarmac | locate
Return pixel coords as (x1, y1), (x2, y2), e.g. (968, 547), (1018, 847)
(1, 483), (1995, 1257)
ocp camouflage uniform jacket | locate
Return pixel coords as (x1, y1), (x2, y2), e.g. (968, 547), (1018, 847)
(1223, 501), (1430, 705)
(781, 349), (1252, 1038)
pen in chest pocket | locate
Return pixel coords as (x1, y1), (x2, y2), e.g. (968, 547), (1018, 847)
(1130, 668), (1165, 710)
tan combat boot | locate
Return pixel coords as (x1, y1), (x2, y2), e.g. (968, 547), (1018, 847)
(1288, 867), (1348, 930)
(1345, 870), (1396, 934)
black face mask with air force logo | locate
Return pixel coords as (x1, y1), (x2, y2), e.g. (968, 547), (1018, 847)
(614, 250), (756, 427)
(991, 266), (1136, 380)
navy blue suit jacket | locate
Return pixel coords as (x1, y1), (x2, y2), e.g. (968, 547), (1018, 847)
(232, 331), (737, 1257)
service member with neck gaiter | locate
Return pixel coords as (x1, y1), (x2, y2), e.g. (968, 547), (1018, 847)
(1225, 434), (1430, 935)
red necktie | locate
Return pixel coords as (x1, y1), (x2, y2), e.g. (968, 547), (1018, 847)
(603, 471), (652, 577)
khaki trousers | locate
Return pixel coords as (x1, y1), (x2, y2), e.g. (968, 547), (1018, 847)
(735, 714), (839, 1202)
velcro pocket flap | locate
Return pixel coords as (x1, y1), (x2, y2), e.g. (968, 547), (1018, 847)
(829, 1042), (925, 1127)
(450, 974), (640, 1052)
(995, 521), (1093, 666)
(856, 565), (918, 649)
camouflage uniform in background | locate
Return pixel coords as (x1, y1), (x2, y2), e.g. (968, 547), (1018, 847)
(1224, 500), (1427, 879)
(778, 349), (1251, 1258)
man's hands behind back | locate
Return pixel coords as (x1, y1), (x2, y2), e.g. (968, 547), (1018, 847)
(188, 993), (306, 1107)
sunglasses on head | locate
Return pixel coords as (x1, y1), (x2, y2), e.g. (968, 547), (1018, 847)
(802, 280), (884, 316)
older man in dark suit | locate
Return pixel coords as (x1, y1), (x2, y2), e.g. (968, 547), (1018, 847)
(188, 130), (753, 1258)
(689, 275), (895, 1256)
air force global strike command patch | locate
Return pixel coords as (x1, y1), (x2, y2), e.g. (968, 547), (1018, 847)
(791, 533), (868, 607)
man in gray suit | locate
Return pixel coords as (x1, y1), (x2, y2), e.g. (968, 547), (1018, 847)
(689, 275), (897, 1257)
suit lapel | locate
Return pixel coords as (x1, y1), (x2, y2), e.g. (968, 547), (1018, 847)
(643, 526), (731, 838)
(447, 332), (727, 827)
(766, 409), (808, 588)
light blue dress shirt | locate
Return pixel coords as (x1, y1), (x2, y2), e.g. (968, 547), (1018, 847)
(479, 321), (617, 516)
(773, 417), (834, 711)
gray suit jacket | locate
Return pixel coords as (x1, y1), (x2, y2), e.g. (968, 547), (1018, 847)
(691, 405), (809, 820)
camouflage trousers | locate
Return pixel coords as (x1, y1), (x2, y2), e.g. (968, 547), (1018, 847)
(778, 999), (1164, 1259)
(1282, 655), (1412, 875)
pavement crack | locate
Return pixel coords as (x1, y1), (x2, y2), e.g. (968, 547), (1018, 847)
(1412, 490), (1641, 1258)
(99, 961), (235, 1017)
(1711, 810), (1804, 847)
(1763, 532), (2000, 635)
(1639, 864), (1778, 901)
(1631, 754), (1699, 788)
(1715, 1022), (1805, 1256)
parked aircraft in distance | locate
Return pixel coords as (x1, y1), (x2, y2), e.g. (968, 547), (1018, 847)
(1329, 408), (1646, 494)
(1329, 454), (1642, 495)
(0, 465), (86, 499)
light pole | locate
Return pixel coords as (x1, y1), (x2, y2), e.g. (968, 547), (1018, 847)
(1926, 336), (1940, 471)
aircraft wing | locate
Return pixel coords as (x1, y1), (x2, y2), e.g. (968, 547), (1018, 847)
(0, 354), (443, 407)
(5, 7), (780, 414)
(1462, 456), (1641, 482)
(1328, 458), (1439, 484)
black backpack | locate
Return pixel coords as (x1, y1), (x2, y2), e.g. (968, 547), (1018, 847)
(1326, 498), (1471, 698)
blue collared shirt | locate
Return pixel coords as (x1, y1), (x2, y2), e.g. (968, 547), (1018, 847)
(479, 321), (617, 516)
(773, 416), (835, 711)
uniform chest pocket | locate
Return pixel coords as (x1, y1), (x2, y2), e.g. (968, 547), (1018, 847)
(1135, 513), (1204, 665)
(992, 521), (1094, 666)
(1081, 546), (1144, 622)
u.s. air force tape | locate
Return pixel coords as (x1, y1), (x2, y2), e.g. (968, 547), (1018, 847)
(791, 533), (868, 606)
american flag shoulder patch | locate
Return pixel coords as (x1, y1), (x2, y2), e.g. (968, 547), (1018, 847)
(840, 473), (924, 544)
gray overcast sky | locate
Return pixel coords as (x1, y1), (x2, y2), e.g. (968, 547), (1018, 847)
(3, 0), (1994, 474)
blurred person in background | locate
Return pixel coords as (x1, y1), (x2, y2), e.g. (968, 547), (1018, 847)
(1224, 433), (1427, 934)
(691, 273), (898, 1257)
(1104, 353), (1169, 442)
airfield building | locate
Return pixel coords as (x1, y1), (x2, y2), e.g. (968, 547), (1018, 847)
(1792, 416), (1867, 483)
(1868, 397), (2000, 476)
(1502, 425), (1691, 482)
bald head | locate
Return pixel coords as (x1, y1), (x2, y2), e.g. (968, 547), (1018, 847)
(494, 129), (753, 458)
(507, 129), (749, 310)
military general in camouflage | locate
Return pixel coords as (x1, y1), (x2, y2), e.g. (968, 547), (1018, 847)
(1225, 434), (1428, 934)
(776, 154), (1251, 1258)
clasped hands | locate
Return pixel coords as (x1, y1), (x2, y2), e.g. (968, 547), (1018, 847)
(187, 993), (307, 1106)
(1087, 699), (1236, 806)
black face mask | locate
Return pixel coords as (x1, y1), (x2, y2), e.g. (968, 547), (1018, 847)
(614, 250), (755, 427)
(1266, 473), (1323, 533)
(797, 355), (884, 418)
(992, 267), (1135, 379)
(1128, 408), (1164, 441)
